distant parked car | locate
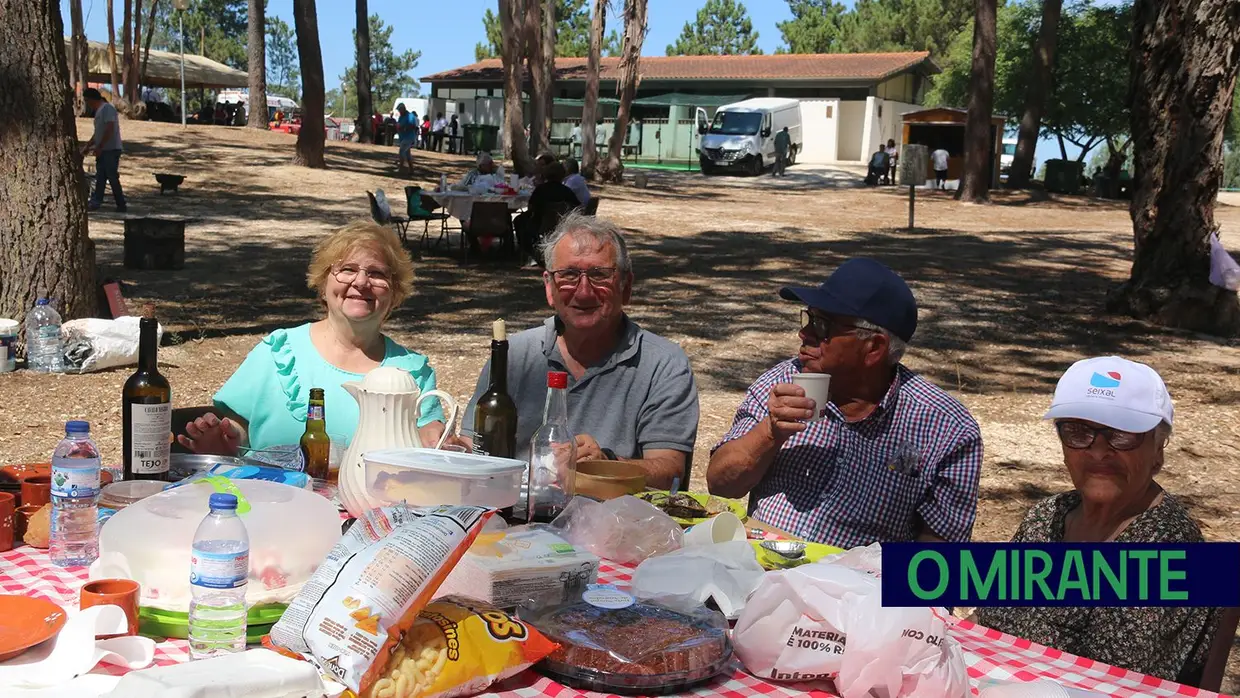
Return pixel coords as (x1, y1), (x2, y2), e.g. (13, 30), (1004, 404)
(1000, 138), (1036, 181)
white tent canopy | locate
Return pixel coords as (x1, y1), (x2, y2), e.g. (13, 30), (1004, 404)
(70, 38), (249, 90)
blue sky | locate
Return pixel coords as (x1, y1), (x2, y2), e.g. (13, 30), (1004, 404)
(66, 0), (1074, 164)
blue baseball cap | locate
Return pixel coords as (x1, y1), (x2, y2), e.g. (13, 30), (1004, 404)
(779, 258), (918, 342)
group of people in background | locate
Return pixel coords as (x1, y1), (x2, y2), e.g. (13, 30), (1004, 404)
(383, 105), (460, 161)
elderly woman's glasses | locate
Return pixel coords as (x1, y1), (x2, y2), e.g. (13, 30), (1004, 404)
(1055, 421), (1146, 451)
(548, 267), (617, 287)
(333, 264), (391, 288)
(800, 309), (859, 341)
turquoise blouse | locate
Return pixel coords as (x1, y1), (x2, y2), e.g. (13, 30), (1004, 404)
(213, 323), (444, 451)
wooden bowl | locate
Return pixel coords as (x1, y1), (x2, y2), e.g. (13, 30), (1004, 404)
(575, 460), (646, 501)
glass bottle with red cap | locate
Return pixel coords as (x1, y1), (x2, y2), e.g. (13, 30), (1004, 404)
(526, 370), (576, 523)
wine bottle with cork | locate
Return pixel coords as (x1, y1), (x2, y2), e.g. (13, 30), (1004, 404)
(123, 306), (172, 481)
(472, 319), (518, 459)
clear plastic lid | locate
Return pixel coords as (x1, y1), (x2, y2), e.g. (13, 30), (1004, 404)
(99, 480), (168, 509)
(517, 586), (732, 695)
(362, 447), (526, 478)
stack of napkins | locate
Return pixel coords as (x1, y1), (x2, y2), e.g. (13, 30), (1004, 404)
(435, 526), (600, 608)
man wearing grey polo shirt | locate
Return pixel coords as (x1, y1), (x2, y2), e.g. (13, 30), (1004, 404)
(462, 212), (699, 488)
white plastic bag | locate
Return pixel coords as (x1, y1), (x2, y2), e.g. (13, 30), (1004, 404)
(631, 540), (765, 618)
(732, 551), (969, 698)
(549, 495), (682, 565)
(1209, 232), (1240, 291)
(61, 316), (161, 373)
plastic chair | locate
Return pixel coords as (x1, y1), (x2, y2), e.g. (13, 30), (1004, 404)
(467, 201), (515, 264)
(367, 191), (409, 242)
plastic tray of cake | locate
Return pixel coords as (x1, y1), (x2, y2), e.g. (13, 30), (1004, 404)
(517, 585), (732, 695)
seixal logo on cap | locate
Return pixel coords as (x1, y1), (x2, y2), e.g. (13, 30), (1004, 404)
(1087, 371), (1121, 398)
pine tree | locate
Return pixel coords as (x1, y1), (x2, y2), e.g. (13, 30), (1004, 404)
(667, 0), (762, 56)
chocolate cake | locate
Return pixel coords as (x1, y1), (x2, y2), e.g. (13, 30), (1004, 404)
(522, 599), (732, 694)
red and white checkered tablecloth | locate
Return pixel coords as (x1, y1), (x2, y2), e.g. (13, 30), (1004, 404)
(0, 546), (1221, 697)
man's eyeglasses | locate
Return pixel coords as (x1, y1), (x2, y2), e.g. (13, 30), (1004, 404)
(547, 267), (617, 287)
(1055, 421), (1146, 451)
(332, 264), (391, 288)
(800, 309), (860, 341)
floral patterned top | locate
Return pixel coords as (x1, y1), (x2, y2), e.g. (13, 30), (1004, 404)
(975, 491), (1220, 685)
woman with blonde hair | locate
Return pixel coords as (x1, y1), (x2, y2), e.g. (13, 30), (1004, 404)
(179, 220), (448, 455)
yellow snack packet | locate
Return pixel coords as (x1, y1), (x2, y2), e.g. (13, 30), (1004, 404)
(361, 596), (558, 698)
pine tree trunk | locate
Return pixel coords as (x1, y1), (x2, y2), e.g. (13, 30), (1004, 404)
(580, 0), (605, 179)
(0, 0), (98, 327)
(1107, 0), (1240, 336)
(541, 0), (556, 149)
(500, 0), (534, 174)
(1009, 0), (1060, 189)
(107, 0), (120, 101)
(598, 0), (647, 184)
(247, 0), (268, 129)
(141, 0), (158, 100)
(292, 0), (326, 168)
(131, 0), (143, 107)
(958, 0), (996, 203)
(69, 0), (87, 116)
(526, 0), (549, 156)
(120, 0), (133, 111)
(355, 0), (373, 142)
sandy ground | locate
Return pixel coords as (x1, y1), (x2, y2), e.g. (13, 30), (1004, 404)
(2, 119), (1238, 691)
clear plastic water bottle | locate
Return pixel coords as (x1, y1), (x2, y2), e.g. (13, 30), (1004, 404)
(188, 493), (249, 659)
(49, 420), (101, 567)
(25, 298), (64, 373)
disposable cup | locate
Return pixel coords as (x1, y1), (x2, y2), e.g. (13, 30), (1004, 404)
(791, 372), (832, 422)
(684, 512), (746, 547)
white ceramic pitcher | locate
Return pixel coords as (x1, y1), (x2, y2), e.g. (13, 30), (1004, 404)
(337, 366), (459, 517)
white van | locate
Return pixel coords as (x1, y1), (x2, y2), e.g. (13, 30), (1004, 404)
(698, 98), (802, 176)
(999, 137), (1034, 181)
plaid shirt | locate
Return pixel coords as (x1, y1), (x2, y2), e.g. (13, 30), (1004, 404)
(714, 359), (983, 547)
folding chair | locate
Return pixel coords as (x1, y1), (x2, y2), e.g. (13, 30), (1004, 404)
(403, 186), (451, 250)
(582, 196), (600, 216)
(1198, 606), (1240, 691)
(367, 191), (409, 243)
(467, 201), (515, 265)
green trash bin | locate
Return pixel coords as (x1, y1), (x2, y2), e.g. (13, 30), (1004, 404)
(479, 125), (500, 153)
(1044, 159), (1084, 194)
(463, 124), (481, 153)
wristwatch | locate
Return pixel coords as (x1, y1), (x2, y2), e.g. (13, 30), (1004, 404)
(600, 448), (618, 461)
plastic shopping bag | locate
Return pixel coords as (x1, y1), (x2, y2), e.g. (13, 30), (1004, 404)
(1209, 232), (1240, 291)
(61, 316), (161, 373)
(836, 592), (969, 698)
(550, 495), (682, 565)
(631, 540), (765, 618)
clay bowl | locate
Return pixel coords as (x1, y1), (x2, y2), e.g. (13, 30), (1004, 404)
(574, 460), (646, 501)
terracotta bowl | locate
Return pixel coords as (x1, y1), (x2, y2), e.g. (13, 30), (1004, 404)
(575, 460), (646, 501)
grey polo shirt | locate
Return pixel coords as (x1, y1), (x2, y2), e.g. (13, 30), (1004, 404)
(463, 316), (699, 460)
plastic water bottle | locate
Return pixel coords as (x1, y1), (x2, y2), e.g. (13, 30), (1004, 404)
(49, 420), (101, 567)
(25, 298), (64, 373)
(188, 493), (249, 659)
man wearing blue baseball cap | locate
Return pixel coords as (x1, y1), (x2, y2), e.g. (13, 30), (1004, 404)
(707, 258), (983, 547)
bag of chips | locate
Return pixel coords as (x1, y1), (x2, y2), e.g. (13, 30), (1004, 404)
(267, 505), (494, 695)
(362, 596), (558, 698)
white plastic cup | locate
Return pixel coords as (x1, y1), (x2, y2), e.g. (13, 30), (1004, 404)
(684, 512), (746, 547)
(510, 173), (519, 189)
(791, 372), (831, 421)
(439, 173), (447, 192)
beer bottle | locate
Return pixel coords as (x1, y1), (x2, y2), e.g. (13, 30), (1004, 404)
(300, 388), (331, 481)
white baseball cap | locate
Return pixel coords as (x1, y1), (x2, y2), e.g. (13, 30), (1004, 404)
(1043, 356), (1174, 433)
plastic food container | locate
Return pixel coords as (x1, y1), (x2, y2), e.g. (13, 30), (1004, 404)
(362, 447), (526, 509)
(518, 587), (732, 694)
(92, 479), (341, 612)
(98, 480), (168, 510)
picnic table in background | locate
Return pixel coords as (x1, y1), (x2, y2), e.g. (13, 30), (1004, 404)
(430, 189), (531, 224)
(0, 545), (1225, 697)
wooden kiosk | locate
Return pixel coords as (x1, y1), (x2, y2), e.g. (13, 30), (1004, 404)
(900, 108), (1006, 188)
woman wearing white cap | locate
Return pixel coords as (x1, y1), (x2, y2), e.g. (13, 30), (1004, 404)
(976, 356), (1219, 685)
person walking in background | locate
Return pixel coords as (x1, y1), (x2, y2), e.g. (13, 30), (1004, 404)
(931, 147), (950, 189)
(773, 126), (791, 177)
(395, 103), (417, 174)
(432, 113), (447, 152)
(885, 139), (899, 185)
(81, 88), (127, 213)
